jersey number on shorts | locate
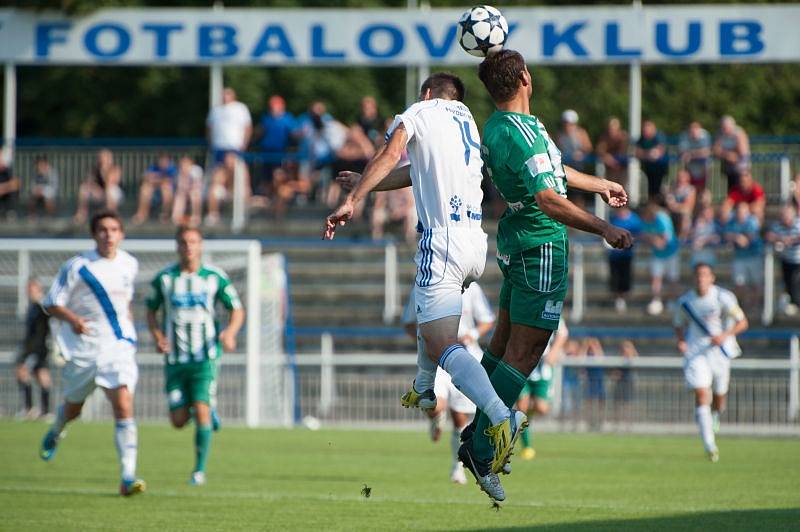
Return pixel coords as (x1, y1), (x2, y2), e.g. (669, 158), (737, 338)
(453, 117), (480, 166)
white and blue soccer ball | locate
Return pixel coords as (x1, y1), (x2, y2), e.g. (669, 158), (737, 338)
(457, 5), (509, 58)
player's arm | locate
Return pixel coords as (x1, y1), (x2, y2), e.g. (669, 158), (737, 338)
(336, 164), (411, 193)
(713, 296), (749, 346)
(43, 260), (89, 335)
(219, 308), (245, 353)
(324, 125), (407, 239)
(536, 188), (632, 249)
(146, 309), (169, 354)
(563, 165), (627, 208)
(673, 302), (688, 354)
(45, 305), (89, 335)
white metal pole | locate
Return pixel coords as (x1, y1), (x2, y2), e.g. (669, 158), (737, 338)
(209, 2), (224, 113)
(572, 243), (585, 323)
(405, 0), (418, 107)
(16, 249), (29, 320)
(762, 247), (775, 326)
(594, 161), (608, 220)
(231, 158), (246, 233)
(3, 63), (16, 164)
(789, 335), (799, 422)
(627, 0), (643, 207)
(383, 242), (398, 324)
(319, 333), (334, 417)
(245, 240), (262, 427)
(780, 156), (791, 204)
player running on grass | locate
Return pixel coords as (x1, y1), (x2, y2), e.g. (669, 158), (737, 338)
(40, 211), (145, 496)
(145, 226), (245, 485)
(674, 263), (748, 462)
(458, 49), (633, 489)
(324, 72), (522, 501)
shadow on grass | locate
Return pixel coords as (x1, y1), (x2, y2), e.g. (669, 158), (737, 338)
(459, 508), (800, 531)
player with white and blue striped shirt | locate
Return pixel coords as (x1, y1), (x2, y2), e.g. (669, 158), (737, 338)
(39, 211), (145, 496)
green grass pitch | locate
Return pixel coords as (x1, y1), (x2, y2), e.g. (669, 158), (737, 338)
(1, 420), (798, 531)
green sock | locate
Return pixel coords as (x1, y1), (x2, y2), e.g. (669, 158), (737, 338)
(194, 424), (212, 473)
(473, 361), (528, 460)
(521, 425), (531, 448)
(471, 349), (503, 427)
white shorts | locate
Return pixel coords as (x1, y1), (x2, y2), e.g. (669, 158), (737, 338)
(733, 257), (762, 286)
(434, 367), (476, 414)
(62, 351), (138, 404)
(683, 351), (730, 395)
(414, 227), (487, 324)
(650, 254), (680, 282)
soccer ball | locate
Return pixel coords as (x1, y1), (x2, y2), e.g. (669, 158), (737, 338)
(457, 5), (509, 57)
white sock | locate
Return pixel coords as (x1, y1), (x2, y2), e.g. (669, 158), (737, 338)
(451, 425), (465, 464)
(695, 405), (716, 452)
(115, 418), (138, 481)
(50, 404), (68, 434)
(712, 410), (720, 427)
(413, 331), (437, 392)
(439, 344), (509, 425)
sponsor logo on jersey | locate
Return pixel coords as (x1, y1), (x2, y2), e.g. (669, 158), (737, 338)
(171, 292), (208, 308)
(449, 195), (462, 221)
(496, 251), (510, 265)
(526, 153), (554, 175)
(507, 200), (524, 212)
(542, 300), (563, 320)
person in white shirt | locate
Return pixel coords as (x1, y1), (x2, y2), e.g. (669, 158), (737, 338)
(674, 263), (748, 462)
(402, 283), (495, 485)
(323, 73), (515, 501)
(39, 211), (145, 496)
(205, 87), (252, 225)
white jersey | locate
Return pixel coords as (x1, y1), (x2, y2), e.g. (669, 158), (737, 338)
(674, 285), (745, 359)
(44, 250), (138, 361)
(403, 282), (495, 358)
(388, 99), (484, 231)
(206, 101), (252, 150)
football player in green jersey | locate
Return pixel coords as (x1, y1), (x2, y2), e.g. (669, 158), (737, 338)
(459, 49), (634, 481)
(146, 226), (245, 485)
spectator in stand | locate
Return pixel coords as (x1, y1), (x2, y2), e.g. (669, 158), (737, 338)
(296, 101), (347, 202)
(371, 188), (417, 244)
(611, 340), (638, 428)
(713, 115), (750, 191)
(581, 337), (606, 431)
(132, 153), (177, 225)
(664, 169), (697, 240)
(556, 109), (593, 207)
(271, 166), (312, 220)
(608, 205), (643, 313)
(27, 156), (58, 218)
(596, 116), (629, 187)
(205, 87), (252, 225)
(635, 119), (669, 202)
(724, 201), (763, 312)
(327, 125), (376, 208)
(171, 156), (205, 226)
(73, 149), (123, 224)
(766, 204), (800, 316)
(721, 170), (766, 223)
(0, 154), (20, 219)
(641, 200), (681, 316)
(560, 339), (583, 425)
(357, 96), (383, 144)
(791, 173), (800, 212)
(679, 121), (712, 191)
(689, 205), (721, 267)
(255, 95), (295, 198)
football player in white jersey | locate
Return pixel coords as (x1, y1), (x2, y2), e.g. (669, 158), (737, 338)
(324, 73), (521, 501)
(402, 282), (495, 485)
(674, 263), (748, 462)
(40, 211), (145, 496)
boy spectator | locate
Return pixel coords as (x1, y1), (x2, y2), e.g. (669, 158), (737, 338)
(357, 96), (383, 144)
(766, 205), (800, 316)
(664, 169), (697, 240)
(689, 205), (721, 267)
(724, 202), (763, 311)
(27, 156), (58, 218)
(327, 125), (375, 208)
(132, 153), (177, 225)
(641, 201), (681, 316)
(679, 121), (712, 191)
(635, 119), (669, 201)
(556, 109), (593, 207)
(171, 156), (205, 226)
(296, 101), (347, 202)
(73, 149), (123, 224)
(560, 339), (583, 425)
(0, 154), (20, 219)
(581, 337), (606, 431)
(255, 95), (295, 197)
(608, 205), (643, 313)
(596, 116), (629, 187)
(611, 340), (638, 428)
(721, 170), (766, 223)
(713, 115), (750, 191)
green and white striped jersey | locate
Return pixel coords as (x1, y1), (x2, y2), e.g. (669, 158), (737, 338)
(146, 263), (241, 365)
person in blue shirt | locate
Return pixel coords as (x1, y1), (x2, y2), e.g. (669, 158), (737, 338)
(641, 201), (681, 315)
(255, 95), (295, 197)
(724, 201), (763, 312)
(608, 205), (643, 313)
(133, 153), (177, 224)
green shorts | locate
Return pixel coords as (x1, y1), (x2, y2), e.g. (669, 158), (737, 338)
(165, 360), (216, 411)
(497, 238), (569, 330)
(520, 363), (554, 401)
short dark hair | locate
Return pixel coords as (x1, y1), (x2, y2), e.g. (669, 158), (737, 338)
(478, 49), (526, 104)
(89, 210), (123, 235)
(175, 224), (203, 241)
(420, 72), (465, 102)
(694, 262), (714, 273)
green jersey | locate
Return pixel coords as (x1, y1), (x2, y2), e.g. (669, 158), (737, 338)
(146, 263), (242, 365)
(481, 111), (568, 254)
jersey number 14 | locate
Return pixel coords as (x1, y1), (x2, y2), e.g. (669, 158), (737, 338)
(453, 117), (480, 166)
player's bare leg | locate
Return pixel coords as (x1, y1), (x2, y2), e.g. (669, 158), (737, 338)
(105, 385), (145, 495)
(694, 387), (718, 462)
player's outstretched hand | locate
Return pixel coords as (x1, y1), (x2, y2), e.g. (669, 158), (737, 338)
(336, 171), (362, 192)
(601, 180), (628, 208)
(323, 201), (355, 240)
(603, 225), (634, 249)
